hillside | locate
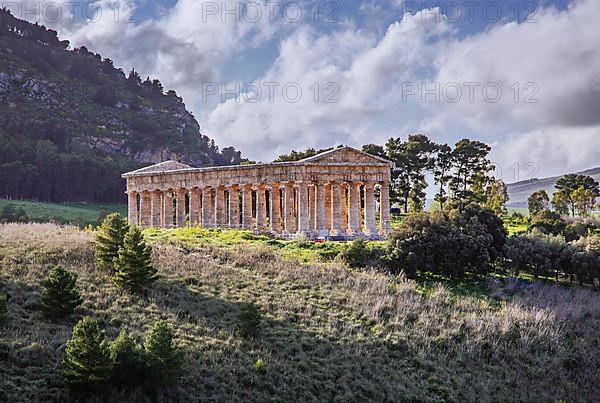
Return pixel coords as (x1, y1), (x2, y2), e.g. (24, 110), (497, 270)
(0, 9), (244, 204)
(507, 167), (600, 208)
(1, 224), (599, 401)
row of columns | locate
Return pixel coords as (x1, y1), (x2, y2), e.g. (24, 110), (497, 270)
(128, 182), (391, 238)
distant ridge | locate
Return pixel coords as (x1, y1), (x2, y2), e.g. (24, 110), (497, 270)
(506, 167), (600, 208)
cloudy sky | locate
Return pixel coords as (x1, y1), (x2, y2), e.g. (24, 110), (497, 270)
(10, 0), (600, 182)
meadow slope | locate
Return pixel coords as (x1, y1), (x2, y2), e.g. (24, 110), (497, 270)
(0, 224), (599, 402)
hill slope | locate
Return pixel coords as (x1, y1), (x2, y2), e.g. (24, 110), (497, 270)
(507, 167), (600, 207)
(0, 9), (243, 204)
(1, 224), (599, 401)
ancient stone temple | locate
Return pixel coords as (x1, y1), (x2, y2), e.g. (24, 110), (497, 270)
(122, 147), (394, 239)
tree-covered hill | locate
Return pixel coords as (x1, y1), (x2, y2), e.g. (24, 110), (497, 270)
(0, 8), (244, 203)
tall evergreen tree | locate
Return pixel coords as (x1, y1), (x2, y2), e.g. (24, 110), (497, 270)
(555, 174), (600, 216)
(528, 190), (550, 216)
(63, 317), (113, 392)
(449, 139), (494, 211)
(95, 213), (128, 270)
(113, 226), (157, 292)
(40, 265), (83, 320)
(144, 321), (184, 386)
(109, 330), (145, 385)
(433, 143), (453, 211)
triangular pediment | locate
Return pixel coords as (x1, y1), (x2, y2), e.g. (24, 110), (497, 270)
(123, 160), (192, 176)
(299, 147), (393, 165)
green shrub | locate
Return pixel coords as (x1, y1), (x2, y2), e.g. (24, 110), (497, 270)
(63, 317), (113, 393)
(144, 321), (183, 387)
(339, 239), (378, 268)
(95, 212), (128, 270)
(0, 203), (28, 223)
(388, 206), (505, 278)
(113, 226), (157, 292)
(238, 302), (261, 338)
(109, 330), (145, 385)
(40, 265), (83, 320)
(0, 292), (9, 323)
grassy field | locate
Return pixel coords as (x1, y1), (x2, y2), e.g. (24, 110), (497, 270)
(0, 199), (126, 226)
(1, 223), (599, 402)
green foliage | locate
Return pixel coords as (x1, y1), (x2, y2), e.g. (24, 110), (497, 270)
(388, 206), (506, 278)
(144, 321), (184, 386)
(0, 292), (9, 323)
(449, 139), (494, 211)
(253, 358), (266, 373)
(339, 238), (385, 269)
(113, 226), (157, 292)
(528, 190), (550, 216)
(238, 302), (262, 338)
(95, 213), (128, 270)
(0, 203), (28, 223)
(109, 330), (146, 385)
(63, 317), (113, 393)
(274, 147), (334, 162)
(554, 174), (600, 216)
(40, 265), (83, 320)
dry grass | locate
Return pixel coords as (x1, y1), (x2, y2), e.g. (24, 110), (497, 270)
(0, 223), (599, 402)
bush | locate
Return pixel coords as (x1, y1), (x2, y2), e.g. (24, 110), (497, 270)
(109, 330), (145, 386)
(63, 317), (113, 393)
(113, 226), (157, 292)
(0, 292), (9, 323)
(238, 302), (261, 338)
(503, 230), (565, 279)
(339, 239), (385, 268)
(387, 208), (499, 278)
(40, 265), (83, 320)
(95, 213), (128, 270)
(0, 203), (28, 223)
(144, 321), (183, 387)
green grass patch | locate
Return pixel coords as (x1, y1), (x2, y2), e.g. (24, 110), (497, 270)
(0, 199), (126, 226)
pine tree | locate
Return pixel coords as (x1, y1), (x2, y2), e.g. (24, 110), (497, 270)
(112, 226), (157, 292)
(63, 317), (113, 392)
(95, 213), (128, 270)
(109, 330), (145, 385)
(144, 321), (183, 386)
(40, 265), (83, 320)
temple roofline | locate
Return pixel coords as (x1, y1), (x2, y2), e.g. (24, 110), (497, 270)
(122, 146), (394, 179)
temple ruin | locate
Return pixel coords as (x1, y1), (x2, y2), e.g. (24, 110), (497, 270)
(122, 147), (394, 239)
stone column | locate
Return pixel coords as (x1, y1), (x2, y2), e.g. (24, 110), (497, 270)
(215, 186), (226, 227)
(283, 182), (296, 233)
(296, 182), (310, 235)
(242, 185), (253, 229)
(127, 192), (138, 226)
(189, 188), (201, 227)
(347, 183), (362, 236)
(176, 188), (187, 228)
(309, 184), (316, 232)
(228, 186), (240, 228)
(201, 187), (213, 228)
(151, 190), (162, 228)
(341, 184), (348, 232)
(325, 183), (332, 231)
(330, 182), (344, 236)
(364, 183), (378, 236)
(380, 182), (392, 236)
(163, 191), (174, 228)
(255, 184), (266, 230)
(314, 183), (327, 237)
(140, 192), (151, 228)
(269, 184), (282, 233)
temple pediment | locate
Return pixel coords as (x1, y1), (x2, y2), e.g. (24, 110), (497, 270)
(300, 147), (394, 166)
(125, 160), (192, 176)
